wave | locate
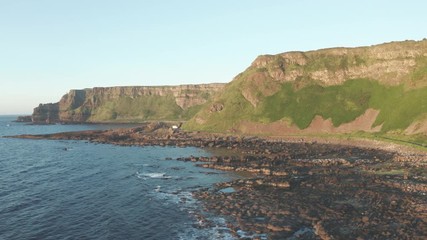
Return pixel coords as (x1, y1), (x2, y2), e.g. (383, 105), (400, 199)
(136, 171), (172, 179)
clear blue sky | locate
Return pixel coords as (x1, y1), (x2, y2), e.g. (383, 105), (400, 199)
(1, 0), (426, 114)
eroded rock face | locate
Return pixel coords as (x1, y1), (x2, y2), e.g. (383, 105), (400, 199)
(250, 40), (427, 86)
(32, 103), (59, 124)
(31, 84), (225, 123)
(15, 115), (32, 122)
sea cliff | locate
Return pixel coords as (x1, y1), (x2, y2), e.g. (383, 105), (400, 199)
(185, 39), (427, 137)
(31, 84), (225, 123)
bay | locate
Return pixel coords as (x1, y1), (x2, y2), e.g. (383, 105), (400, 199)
(0, 116), (237, 240)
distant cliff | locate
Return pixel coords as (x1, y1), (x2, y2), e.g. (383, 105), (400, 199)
(185, 39), (427, 137)
(32, 103), (59, 123)
(32, 84), (225, 123)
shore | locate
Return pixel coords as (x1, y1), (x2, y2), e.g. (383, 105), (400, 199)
(7, 123), (427, 239)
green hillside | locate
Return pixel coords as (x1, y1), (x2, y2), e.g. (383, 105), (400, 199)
(184, 79), (427, 132)
(62, 94), (209, 123)
(88, 95), (182, 122)
(184, 39), (427, 144)
(262, 79), (427, 131)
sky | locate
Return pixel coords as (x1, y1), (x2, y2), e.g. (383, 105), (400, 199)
(1, 0), (426, 115)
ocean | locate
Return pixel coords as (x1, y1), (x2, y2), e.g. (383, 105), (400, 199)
(0, 116), (238, 240)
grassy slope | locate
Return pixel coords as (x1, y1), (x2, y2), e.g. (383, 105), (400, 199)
(185, 78), (427, 132)
(262, 79), (427, 131)
(185, 40), (427, 138)
(87, 95), (186, 122)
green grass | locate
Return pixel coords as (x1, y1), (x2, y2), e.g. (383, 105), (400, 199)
(262, 79), (427, 132)
(183, 77), (257, 132)
(180, 104), (205, 120)
(367, 168), (406, 176)
(260, 80), (371, 128)
(87, 95), (186, 122)
(300, 52), (369, 73)
(344, 131), (427, 150)
(376, 133), (427, 149)
(410, 56), (427, 86)
(369, 84), (427, 131)
(186, 78), (427, 136)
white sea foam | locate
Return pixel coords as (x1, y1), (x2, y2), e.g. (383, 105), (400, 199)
(136, 172), (172, 179)
(144, 173), (167, 178)
(178, 216), (237, 240)
(140, 180), (240, 240)
(236, 230), (268, 239)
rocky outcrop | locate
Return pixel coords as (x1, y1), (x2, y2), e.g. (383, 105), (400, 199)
(31, 84), (225, 123)
(15, 115), (32, 122)
(251, 40), (427, 86)
(32, 103), (59, 124)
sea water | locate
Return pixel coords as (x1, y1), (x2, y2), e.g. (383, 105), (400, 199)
(0, 116), (238, 240)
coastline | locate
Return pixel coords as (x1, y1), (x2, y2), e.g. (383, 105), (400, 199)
(6, 123), (427, 239)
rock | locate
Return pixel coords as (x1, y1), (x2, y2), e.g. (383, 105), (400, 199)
(314, 221), (332, 240)
(362, 216), (369, 223)
(266, 223), (292, 232)
(31, 84), (225, 123)
(15, 115), (32, 122)
(32, 103), (59, 123)
(210, 103), (224, 112)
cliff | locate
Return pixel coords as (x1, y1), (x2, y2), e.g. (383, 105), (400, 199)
(32, 103), (59, 124)
(184, 39), (427, 137)
(32, 84), (224, 123)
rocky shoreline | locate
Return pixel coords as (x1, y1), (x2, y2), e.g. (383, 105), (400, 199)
(6, 123), (427, 239)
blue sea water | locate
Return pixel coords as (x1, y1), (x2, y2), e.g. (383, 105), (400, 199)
(0, 116), (238, 240)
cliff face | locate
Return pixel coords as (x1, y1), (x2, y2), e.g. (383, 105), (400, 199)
(237, 40), (427, 107)
(251, 40), (427, 86)
(32, 103), (59, 124)
(33, 84), (225, 123)
(185, 39), (427, 136)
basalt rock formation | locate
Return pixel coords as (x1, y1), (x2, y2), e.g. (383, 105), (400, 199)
(15, 115), (32, 123)
(31, 84), (224, 123)
(185, 39), (427, 136)
(32, 103), (59, 124)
